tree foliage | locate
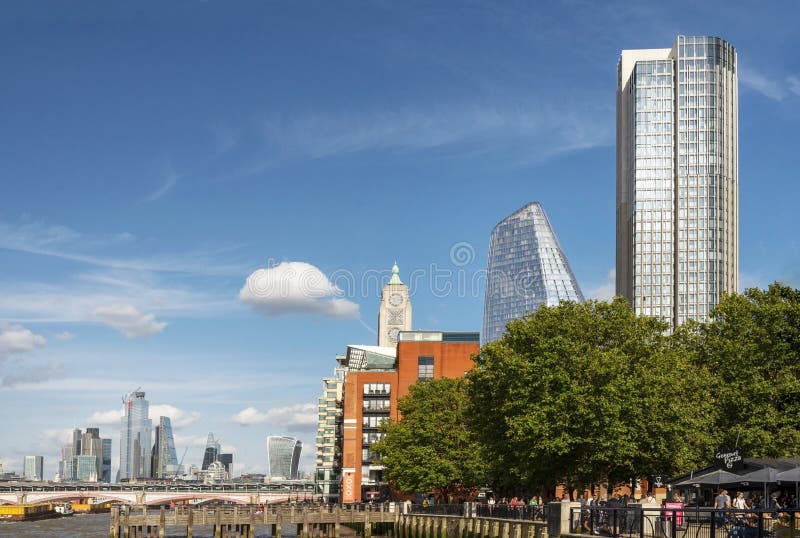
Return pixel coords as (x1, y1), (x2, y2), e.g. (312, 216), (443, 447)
(374, 284), (800, 497)
(373, 377), (487, 500)
(466, 298), (717, 493)
(694, 283), (800, 456)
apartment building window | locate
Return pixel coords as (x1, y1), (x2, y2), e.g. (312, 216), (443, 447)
(363, 383), (391, 395)
(418, 356), (434, 379)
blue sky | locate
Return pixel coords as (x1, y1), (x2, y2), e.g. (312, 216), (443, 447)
(1, 1), (798, 479)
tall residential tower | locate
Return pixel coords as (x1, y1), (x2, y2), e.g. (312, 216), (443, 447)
(483, 202), (584, 343)
(617, 35), (738, 326)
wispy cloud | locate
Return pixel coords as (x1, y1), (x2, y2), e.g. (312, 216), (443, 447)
(0, 217), (248, 277)
(788, 75), (800, 97)
(144, 162), (180, 202)
(739, 67), (800, 102)
(258, 101), (612, 162)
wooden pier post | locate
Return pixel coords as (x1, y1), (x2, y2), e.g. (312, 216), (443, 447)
(187, 506), (194, 538)
(110, 506), (120, 538)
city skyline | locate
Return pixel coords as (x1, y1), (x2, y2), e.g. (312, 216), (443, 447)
(1, 1), (799, 479)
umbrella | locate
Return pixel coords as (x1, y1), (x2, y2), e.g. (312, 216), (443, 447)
(775, 467), (800, 482)
(737, 467), (781, 505)
(775, 467), (800, 501)
(673, 469), (742, 487)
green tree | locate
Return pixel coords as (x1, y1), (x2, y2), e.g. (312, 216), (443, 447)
(467, 298), (716, 494)
(696, 283), (800, 456)
(373, 377), (487, 501)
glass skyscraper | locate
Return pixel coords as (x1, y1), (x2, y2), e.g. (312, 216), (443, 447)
(267, 436), (302, 479)
(617, 36), (738, 326)
(119, 390), (153, 481)
(201, 433), (221, 470)
(23, 455), (43, 481)
(151, 416), (178, 478)
(483, 202), (584, 343)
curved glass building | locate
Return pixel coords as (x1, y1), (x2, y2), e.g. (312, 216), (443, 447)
(267, 436), (302, 479)
(482, 202), (584, 343)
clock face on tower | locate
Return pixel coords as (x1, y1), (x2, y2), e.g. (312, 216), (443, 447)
(388, 293), (403, 307)
(388, 327), (400, 342)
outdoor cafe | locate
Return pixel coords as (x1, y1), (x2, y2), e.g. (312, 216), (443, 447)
(572, 451), (799, 538)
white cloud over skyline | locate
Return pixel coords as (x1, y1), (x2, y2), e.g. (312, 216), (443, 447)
(232, 403), (317, 432)
(239, 262), (360, 319)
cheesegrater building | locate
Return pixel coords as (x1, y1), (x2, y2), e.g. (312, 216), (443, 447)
(616, 35), (738, 326)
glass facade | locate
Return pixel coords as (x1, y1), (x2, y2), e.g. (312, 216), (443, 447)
(119, 391), (153, 481)
(23, 456), (43, 481)
(152, 417), (179, 478)
(483, 202), (584, 343)
(76, 455), (97, 482)
(201, 433), (221, 470)
(267, 436), (302, 479)
(617, 36), (738, 326)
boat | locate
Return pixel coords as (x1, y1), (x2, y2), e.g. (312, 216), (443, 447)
(55, 503), (74, 516)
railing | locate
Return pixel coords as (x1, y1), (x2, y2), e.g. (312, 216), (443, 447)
(567, 506), (800, 538)
(408, 503), (549, 521)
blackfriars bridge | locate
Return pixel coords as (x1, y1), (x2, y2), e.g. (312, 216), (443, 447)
(0, 482), (315, 506)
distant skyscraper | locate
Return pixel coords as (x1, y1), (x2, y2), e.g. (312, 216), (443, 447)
(377, 263), (412, 347)
(23, 456), (43, 481)
(151, 416), (179, 478)
(102, 438), (112, 482)
(617, 35), (738, 326)
(266, 436), (302, 479)
(201, 433), (221, 471)
(218, 453), (233, 475)
(119, 390), (153, 481)
(483, 202), (584, 343)
(81, 428), (104, 482)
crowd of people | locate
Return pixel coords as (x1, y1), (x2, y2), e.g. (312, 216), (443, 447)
(484, 496), (547, 520)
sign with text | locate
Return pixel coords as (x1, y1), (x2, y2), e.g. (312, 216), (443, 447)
(714, 447), (744, 471)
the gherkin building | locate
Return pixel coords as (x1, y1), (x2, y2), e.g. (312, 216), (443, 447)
(482, 202), (584, 343)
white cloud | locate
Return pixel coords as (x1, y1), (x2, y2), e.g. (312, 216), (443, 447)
(239, 262), (359, 319)
(87, 409), (124, 425)
(0, 322), (46, 360)
(149, 404), (200, 428)
(93, 304), (168, 338)
(87, 404), (200, 429)
(232, 402), (317, 432)
(584, 268), (616, 301)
